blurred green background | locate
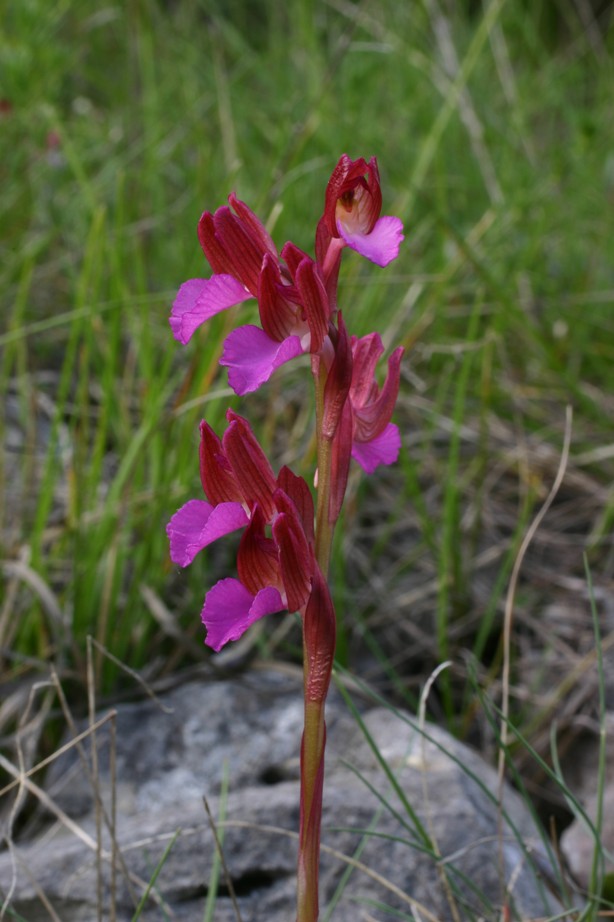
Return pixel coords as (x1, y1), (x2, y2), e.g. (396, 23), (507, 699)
(1, 0), (613, 739)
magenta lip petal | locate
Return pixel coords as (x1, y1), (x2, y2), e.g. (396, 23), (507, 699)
(201, 578), (284, 651)
(220, 325), (305, 395)
(338, 215), (404, 268)
(169, 275), (252, 344)
(167, 499), (249, 567)
(351, 423), (402, 474)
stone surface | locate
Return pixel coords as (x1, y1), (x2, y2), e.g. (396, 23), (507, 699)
(0, 667), (569, 920)
(559, 712), (614, 889)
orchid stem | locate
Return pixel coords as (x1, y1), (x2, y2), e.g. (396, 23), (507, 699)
(313, 358), (336, 578)
(296, 360), (339, 922)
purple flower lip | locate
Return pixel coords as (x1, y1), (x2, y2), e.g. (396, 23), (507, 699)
(166, 500), (249, 568)
(201, 579), (284, 652)
(170, 274), (252, 345)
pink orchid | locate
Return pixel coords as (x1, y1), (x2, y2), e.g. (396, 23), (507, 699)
(220, 248), (330, 395)
(325, 331), (404, 522)
(167, 155), (406, 922)
(349, 332), (404, 474)
(170, 197), (331, 395)
(167, 411), (315, 650)
(169, 193), (270, 345)
(316, 155), (404, 292)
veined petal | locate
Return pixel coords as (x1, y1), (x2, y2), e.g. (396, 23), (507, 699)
(350, 333), (384, 407)
(281, 240), (311, 279)
(201, 578), (284, 651)
(220, 325), (305, 395)
(322, 312), (352, 440)
(199, 421), (244, 506)
(276, 468), (315, 545)
(258, 254), (302, 342)
(237, 505), (282, 596)
(213, 207), (269, 295)
(351, 423), (401, 474)
(315, 220), (343, 308)
(229, 193), (278, 262)
(329, 399), (353, 524)
(272, 509), (313, 613)
(294, 258), (329, 354)
(166, 499), (249, 567)
(338, 215), (404, 268)
(352, 345), (404, 442)
(223, 411), (278, 520)
(169, 275), (252, 344)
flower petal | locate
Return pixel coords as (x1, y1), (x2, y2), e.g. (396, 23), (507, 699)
(166, 499), (249, 567)
(237, 505), (282, 596)
(351, 423), (402, 474)
(352, 345), (404, 442)
(294, 258), (329, 354)
(338, 215), (404, 268)
(223, 411), (278, 519)
(272, 508), (313, 613)
(170, 275), (252, 344)
(258, 253), (302, 342)
(322, 311), (352, 440)
(201, 578), (284, 651)
(199, 420), (245, 506)
(276, 467), (315, 544)
(220, 325), (305, 395)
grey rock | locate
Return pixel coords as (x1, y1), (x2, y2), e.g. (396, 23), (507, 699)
(559, 712), (614, 889)
(0, 668), (569, 921)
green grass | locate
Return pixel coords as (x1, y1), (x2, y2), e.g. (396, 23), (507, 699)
(1, 0), (613, 834)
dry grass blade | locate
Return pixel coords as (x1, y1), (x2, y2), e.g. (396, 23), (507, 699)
(418, 662), (461, 922)
(0, 710), (117, 800)
(203, 795), (244, 922)
(86, 637), (174, 715)
(497, 406), (573, 890)
(0, 751), (176, 917)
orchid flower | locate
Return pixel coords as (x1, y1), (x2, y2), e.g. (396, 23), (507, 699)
(170, 196), (332, 395)
(167, 411), (316, 650)
(316, 155), (405, 292)
(325, 330), (404, 522)
(220, 248), (330, 395)
(169, 194), (268, 345)
(349, 332), (404, 474)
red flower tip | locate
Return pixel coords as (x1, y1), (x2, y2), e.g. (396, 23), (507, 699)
(322, 154), (382, 240)
(197, 196), (278, 297)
